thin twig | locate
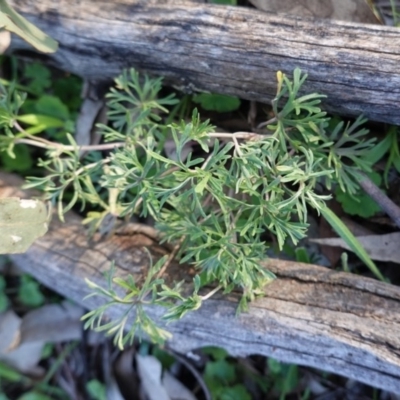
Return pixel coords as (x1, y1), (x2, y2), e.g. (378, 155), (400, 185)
(201, 285), (222, 300)
(13, 120), (127, 151)
(209, 131), (267, 141)
(358, 172), (400, 229)
(156, 236), (185, 279)
(257, 116), (277, 129)
(14, 138), (126, 152)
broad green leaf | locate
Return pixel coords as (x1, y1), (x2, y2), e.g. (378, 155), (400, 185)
(295, 247), (311, 264)
(16, 114), (64, 128)
(86, 379), (107, 400)
(0, 292), (7, 312)
(320, 206), (385, 281)
(365, 134), (391, 164)
(1, 144), (33, 172)
(204, 359), (236, 384)
(17, 392), (53, 400)
(18, 275), (44, 307)
(0, 198), (50, 254)
(201, 346), (229, 360)
(335, 171), (382, 218)
(0, 361), (23, 382)
(192, 93), (240, 113)
(0, 0), (58, 53)
(35, 95), (70, 120)
(23, 62), (51, 95)
(219, 385), (252, 400)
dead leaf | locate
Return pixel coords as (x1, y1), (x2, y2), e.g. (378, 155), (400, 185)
(248, 0), (379, 23)
(20, 301), (83, 343)
(0, 0), (58, 53)
(0, 197), (50, 254)
(0, 30), (10, 54)
(136, 354), (170, 400)
(112, 348), (139, 400)
(162, 371), (197, 400)
(0, 310), (43, 374)
(0, 301), (82, 374)
(310, 232), (400, 263)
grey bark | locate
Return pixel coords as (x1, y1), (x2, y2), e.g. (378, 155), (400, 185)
(7, 0), (400, 125)
(1, 172), (400, 393)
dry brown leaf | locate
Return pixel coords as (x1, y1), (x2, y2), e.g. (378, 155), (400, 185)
(162, 371), (197, 400)
(136, 354), (170, 400)
(0, 310), (43, 373)
(20, 301), (83, 343)
(248, 0), (379, 23)
(0, 30), (10, 54)
(310, 232), (400, 263)
(0, 301), (83, 373)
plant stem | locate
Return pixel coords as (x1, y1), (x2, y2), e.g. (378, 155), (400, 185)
(209, 131), (267, 141)
(156, 236), (185, 279)
(358, 172), (400, 228)
(14, 138), (126, 152)
(201, 285), (222, 300)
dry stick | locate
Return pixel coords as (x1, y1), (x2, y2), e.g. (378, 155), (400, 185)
(14, 138), (126, 152)
(358, 172), (400, 229)
(156, 236), (185, 279)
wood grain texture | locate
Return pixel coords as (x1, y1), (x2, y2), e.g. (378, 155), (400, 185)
(1, 172), (400, 392)
(7, 0), (400, 125)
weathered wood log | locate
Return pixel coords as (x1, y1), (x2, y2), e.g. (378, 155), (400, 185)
(1, 172), (400, 393)
(7, 0), (400, 125)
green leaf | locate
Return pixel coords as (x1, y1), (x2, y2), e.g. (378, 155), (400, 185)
(0, 198), (50, 254)
(335, 189), (381, 218)
(219, 385), (252, 400)
(35, 95), (70, 120)
(23, 63), (51, 95)
(201, 346), (229, 361)
(1, 144), (33, 172)
(18, 275), (45, 307)
(192, 93), (240, 112)
(0, 291), (8, 312)
(204, 359), (236, 384)
(335, 170), (382, 218)
(86, 379), (107, 400)
(16, 114), (65, 128)
(17, 392), (53, 400)
(0, 0), (58, 53)
(0, 361), (23, 382)
(365, 134), (392, 164)
(295, 247), (311, 264)
(320, 206), (385, 281)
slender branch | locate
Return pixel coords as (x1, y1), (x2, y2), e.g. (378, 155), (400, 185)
(358, 172), (400, 229)
(208, 131), (269, 141)
(257, 116), (277, 129)
(201, 285), (222, 301)
(74, 158), (110, 176)
(14, 138), (126, 152)
(156, 236), (185, 279)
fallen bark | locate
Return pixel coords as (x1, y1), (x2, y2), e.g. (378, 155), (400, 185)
(1, 172), (400, 393)
(7, 0), (400, 125)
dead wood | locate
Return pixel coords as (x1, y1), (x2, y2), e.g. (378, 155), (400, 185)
(7, 0), (400, 125)
(1, 172), (400, 392)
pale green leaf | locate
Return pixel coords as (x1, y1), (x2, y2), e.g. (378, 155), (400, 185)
(16, 114), (64, 128)
(0, 198), (50, 254)
(0, 0), (58, 53)
(320, 206), (385, 281)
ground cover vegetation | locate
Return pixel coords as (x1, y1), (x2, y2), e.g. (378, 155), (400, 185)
(1, 66), (381, 345)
